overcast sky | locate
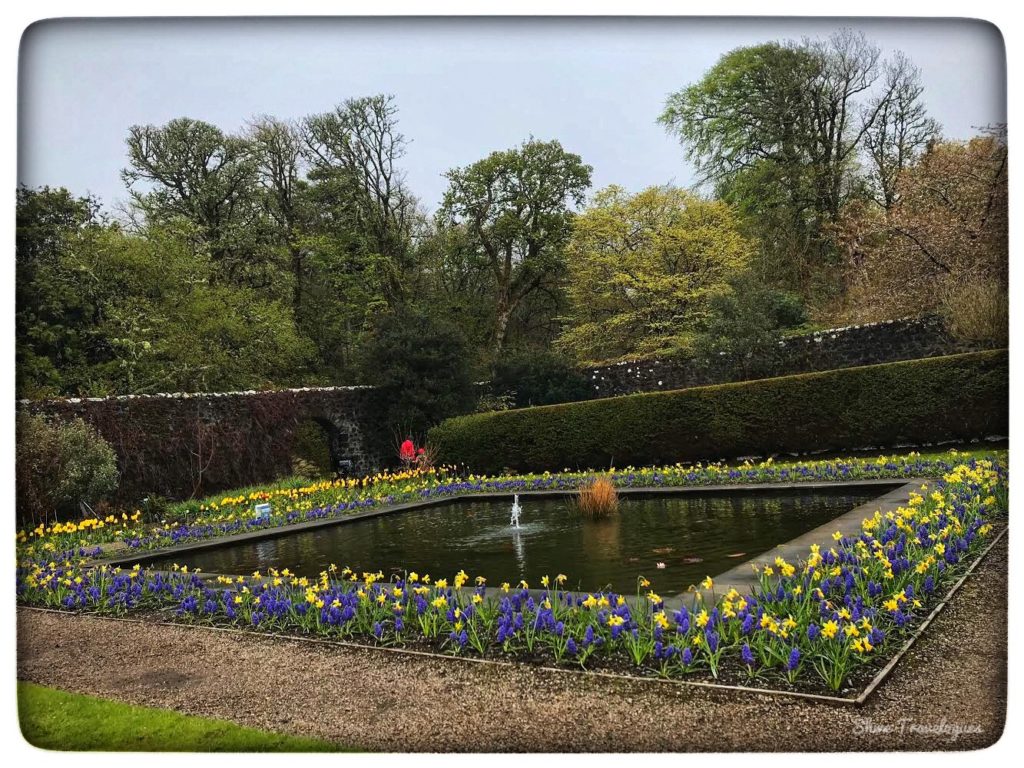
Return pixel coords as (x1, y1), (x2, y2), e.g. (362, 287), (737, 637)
(18, 16), (1006, 215)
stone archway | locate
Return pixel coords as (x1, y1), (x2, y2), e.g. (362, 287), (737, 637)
(289, 417), (336, 478)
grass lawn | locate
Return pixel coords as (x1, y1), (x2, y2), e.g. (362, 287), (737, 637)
(17, 681), (348, 752)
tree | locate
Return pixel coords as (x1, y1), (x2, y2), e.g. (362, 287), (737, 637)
(558, 185), (753, 363)
(16, 187), (316, 397)
(861, 53), (941, 210)
(659, 30), (939, 303)
(438, 138), (592, 357)
(361, 308), (476, 437)
(246, 116), (309, 312)
(16, 187), (104, 397)
(303, 95), (418, 306)
(838, 130), (1007, 327)
(121, 118), (273, 288)
(68, 225), (315, 394)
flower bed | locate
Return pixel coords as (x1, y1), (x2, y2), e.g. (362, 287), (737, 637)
(17, 450), (1002, 555)
(16, 457), (1006, 695)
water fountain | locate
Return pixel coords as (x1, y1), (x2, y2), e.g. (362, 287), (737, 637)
(510, 494), (522, 528)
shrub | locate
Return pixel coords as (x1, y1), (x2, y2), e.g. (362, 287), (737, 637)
(574, 476), (619, 518)
(940, 277), (1008, 348)
(692, 274), (809, 379)
(16, 413), (119, 526)
(361, 308), (476, 436)
(491, 349), (593, 408)
(429, 350), (1008, 474)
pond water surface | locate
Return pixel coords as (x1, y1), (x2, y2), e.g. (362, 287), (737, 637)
(148, 487), (894, 594)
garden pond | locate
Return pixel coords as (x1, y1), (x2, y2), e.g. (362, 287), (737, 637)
(146, 487), (896, 593)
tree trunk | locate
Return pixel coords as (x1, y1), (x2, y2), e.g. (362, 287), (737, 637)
(494, 300), (513, 357)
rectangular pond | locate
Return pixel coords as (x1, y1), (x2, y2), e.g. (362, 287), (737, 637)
(146, 486), (898, 594)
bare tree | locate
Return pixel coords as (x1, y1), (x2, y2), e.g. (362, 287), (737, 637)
(804, 29), (884, 222)
(862, 52), (942, 210)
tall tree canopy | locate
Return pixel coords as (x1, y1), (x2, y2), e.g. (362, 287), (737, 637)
(558, 185), (754, 363)
(659, 30), (939, 303)
(122, 118), (274, 289)
(438, 138), (592, 356)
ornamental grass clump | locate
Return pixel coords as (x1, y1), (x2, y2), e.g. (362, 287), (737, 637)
(575, 476), (619, 518)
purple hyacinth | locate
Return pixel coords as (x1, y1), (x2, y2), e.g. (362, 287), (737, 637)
(787, 647), (801, 671)
(741, 643), (755, 665)
(705, 630), (719, 653)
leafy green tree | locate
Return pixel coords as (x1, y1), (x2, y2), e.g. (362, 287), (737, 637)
(17, 186), (315, 396)
(16, 187), (103, 397)
(302, 95), (419, 308)
(659, 30), (937, 303)
(693, 274), (808, 379)
(16, 413), (119, 526)
(122, 118), (278, 290)
(558, 185), (753, 363)
(66, 225), (314, 394)
(360, 308), (476, 437)
(438, 138), (592, 356)
(246, 116), (309, 312)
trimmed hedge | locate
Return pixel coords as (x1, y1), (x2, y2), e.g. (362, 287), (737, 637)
(428, 350), (1008, 474)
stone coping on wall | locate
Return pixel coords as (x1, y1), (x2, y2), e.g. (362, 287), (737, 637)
(17, 382), (377, 407)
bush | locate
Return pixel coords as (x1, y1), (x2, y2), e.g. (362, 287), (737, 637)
(361, 307), (476, 436)
(491, 349), (592, 408)
(940, 277), (1008, 348)
(692, 274), (808, 379)
(16, 413), (119, 526)
(429, 351), (1008, 474)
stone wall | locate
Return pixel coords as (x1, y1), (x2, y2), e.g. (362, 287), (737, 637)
(20, 386), (388, 503)
(585, 316), (985, 398)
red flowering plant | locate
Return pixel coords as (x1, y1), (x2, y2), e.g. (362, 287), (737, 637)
(397, 437), (434, 470)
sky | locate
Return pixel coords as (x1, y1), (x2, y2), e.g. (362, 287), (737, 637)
(18, 17), (1006, 216)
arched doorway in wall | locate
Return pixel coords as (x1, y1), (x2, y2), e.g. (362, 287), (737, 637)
(289, 417), (336, 479)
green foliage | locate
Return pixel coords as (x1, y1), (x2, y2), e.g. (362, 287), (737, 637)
(429, 351), (1008, 474)
(16, 186), (104, 398)
(439, 138), (592, 355)
(660, 31), (939, 307)
(361, 307), (477, 436)
(16, 188), (315, 397)
(16, 413), (119, 526)
(17, 682), (345, 752)
(559, 185), (754, 363)
(693, 274), (808, 378)
(491, 348), (592, 408)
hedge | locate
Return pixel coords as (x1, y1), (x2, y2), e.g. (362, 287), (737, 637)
(428, 350), (1008, 474)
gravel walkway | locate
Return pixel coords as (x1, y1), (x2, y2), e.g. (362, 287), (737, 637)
(17, 537), (1007, 752)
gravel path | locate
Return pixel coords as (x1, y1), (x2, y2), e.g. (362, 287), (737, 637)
(17, 536), (1007, 752)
